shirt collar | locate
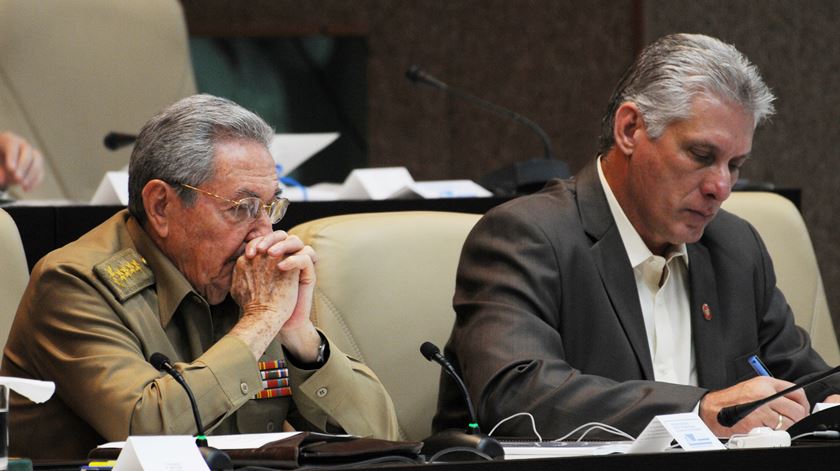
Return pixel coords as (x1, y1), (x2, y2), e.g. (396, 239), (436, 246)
(596, 156), (688, 268)
(125, 215), (203, 327)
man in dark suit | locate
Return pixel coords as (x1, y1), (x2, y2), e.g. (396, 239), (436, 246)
(434, 33), (840, 439)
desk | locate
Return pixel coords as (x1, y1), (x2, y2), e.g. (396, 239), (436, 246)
(4, 198), (508, 271)
(29, 441), (840, 471)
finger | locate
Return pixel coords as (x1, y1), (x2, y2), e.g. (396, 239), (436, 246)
(824, 394), (840, 404)
(777, 384), (810, 414)
(0, 136), (21, 188)
(771, 396), (809, 423)
(14, 145), (34, 187)
(245, 230), (288, 257)
(20, 148), (44, 191)
(277, 246), (317, 272)
(265, 235), (305, 258)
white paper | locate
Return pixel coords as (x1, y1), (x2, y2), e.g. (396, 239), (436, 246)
(113, 435), (209, 471)
(813, 402), (840, 413)
(338, 167), (415, 200)
(390, 180), (493, 199)
(0, 377), (55, 403)
(206, 432), (299, 450)
(91, 171), (129, 205)
(100, 432), (302, 451)
(270, 133), (339, 176)
(629, 413), (724, 453)
(503, 441), (632, 459)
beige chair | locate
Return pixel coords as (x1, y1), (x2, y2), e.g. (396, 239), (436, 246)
(0, 208), (29, 357)
(290, 195), (838, 438)
(723, 191), (840, 365)
(289, 211), (481, 441)
(0, 0), (196, 201)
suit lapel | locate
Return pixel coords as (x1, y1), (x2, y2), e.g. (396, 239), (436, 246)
(687, 242), (727, 389)
(577, 162), (654, 379)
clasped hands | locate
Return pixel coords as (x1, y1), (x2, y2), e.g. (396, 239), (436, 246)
(230, 230), (321, 362)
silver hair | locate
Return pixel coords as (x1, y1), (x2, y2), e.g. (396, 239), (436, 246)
(128, 94), (274, 225)
(598, 33), (775, 154)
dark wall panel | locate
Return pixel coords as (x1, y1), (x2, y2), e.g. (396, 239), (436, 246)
(644, 0), (840, 334)
(181, 0), (840, 334)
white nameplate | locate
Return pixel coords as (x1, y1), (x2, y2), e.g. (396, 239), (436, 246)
(629, 413), (725, 453)
(113, 435), (209, 471)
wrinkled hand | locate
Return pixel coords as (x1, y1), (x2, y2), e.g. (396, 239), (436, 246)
(242, 231), (318, 333)
(231, 230), (320, 360)
(0, 131), (44, 192)
(230, 250), (300, 328)
(700, 376), (810, 436)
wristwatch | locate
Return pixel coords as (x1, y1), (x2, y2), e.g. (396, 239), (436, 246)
(314, 334), (327, 365)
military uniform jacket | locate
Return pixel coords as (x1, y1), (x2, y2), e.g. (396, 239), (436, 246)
(2, 210), (398, 459)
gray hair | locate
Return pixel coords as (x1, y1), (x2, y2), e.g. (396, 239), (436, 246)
(128, 94), (274, 225)
(598, 33), (775, 154)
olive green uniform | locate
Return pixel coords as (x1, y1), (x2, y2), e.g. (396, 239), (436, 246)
(1, 210), (398, 459)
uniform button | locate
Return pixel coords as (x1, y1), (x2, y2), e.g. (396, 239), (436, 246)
(316, 387), (328, 398)
(266, 421), (276, 432)
(240, 382), (249, 395)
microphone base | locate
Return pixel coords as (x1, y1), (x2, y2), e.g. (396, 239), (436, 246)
(199, 446), (233, 471)
(787, 405), (840, 437)
(421, 429), (504, 461)
(479, 158), (571, 196)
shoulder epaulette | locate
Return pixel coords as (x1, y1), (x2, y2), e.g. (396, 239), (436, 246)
(94, 248), (155, 302)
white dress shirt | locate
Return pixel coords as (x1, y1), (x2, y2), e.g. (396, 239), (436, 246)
(597, 157), (698, 386)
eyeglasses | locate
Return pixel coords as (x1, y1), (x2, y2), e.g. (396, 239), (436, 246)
(179, 183), (290, 224)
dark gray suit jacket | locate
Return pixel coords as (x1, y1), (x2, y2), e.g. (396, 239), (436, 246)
(433, 161), (835, 437)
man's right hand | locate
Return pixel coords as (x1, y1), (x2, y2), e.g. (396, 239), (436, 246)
(229, 248), (302, 359)
(0, 131), (44, 192)
(699, 376), (810, 436)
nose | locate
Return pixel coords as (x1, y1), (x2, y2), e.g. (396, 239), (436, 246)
(701, 164), (734, 202)
(245, 211), (273, 241)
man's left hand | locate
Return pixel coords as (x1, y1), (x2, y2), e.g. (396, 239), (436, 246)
(245, 230), (321, 362)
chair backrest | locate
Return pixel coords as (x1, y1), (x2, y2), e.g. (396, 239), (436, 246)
(0, 0), (196, 201)
(289, 211), (481, 441)
(722, 192), (840, 365)
(0, 208), (28, 357)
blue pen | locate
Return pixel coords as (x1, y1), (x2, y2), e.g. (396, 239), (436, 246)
(748, 354), (773, 377)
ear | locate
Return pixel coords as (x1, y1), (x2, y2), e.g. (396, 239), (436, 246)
(613, 102), (645, 155)
(141, 179), (176, 238)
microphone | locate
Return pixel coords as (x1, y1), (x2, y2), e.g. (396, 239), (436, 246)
(717, 364), (840, 427)
(103, 132), (137, 151)
(419, 342), (503, 460)
(150, 353), (232, 470)
(405, 65), (570, 196)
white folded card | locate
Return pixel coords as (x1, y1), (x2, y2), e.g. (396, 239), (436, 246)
(628, 413), (725, 453)
(0, 376), (55, 403)
(113, 436), (208, 471)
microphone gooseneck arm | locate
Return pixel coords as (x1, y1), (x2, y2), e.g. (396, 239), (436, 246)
(406, 65), (555, 161)
(150, 352), (208, 446)
(717, 364), (840, 427)
(420, 341), (481, 434)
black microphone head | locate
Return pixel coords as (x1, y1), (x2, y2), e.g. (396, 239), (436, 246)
(405, 65), (448, 90)
(420, 341), (440, 361)
(150, 352), (170, 371)
(103, 132), (137, 151)
(405, 65), (421, 83)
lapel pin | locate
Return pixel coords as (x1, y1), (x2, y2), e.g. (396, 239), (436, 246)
(702, 303), (712, 321)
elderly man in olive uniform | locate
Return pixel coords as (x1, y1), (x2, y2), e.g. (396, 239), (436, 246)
(2, 94), (399, 459)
